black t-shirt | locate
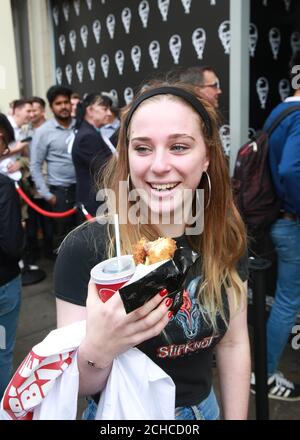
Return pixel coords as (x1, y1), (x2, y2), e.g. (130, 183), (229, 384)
(54, 221), (248, 407)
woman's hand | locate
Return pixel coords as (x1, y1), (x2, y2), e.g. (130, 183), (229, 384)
(80, 282), (172, 369)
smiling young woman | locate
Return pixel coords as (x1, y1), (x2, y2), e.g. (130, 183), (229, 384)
(54, 82), (250, 420)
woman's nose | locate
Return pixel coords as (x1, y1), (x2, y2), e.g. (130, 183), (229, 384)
(150, 151), (172, 174)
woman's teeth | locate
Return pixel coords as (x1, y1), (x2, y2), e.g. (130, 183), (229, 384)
(150, 183), (178, 191)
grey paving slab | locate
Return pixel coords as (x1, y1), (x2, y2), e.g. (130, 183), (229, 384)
(14, 327), (55, 368)
(16, 291), (56, 338)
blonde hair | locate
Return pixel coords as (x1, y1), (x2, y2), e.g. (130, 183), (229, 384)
(97, 82), (247, 332)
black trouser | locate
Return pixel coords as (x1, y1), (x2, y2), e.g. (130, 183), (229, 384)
(49, 184), (77, 245)
(24, 199), (54, 262)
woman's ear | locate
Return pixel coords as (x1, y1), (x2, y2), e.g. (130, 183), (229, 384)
(203, 157), (210, 173)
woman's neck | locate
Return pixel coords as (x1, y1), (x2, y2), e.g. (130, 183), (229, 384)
(155, 222), (185, 238)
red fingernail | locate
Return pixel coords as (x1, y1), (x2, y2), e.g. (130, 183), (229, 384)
(159, 288), (168, 297)
(168, 311), (173, 319)
(165, 298), (173, 307)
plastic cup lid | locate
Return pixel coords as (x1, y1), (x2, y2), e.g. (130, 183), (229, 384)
(91, 255), (135, 283)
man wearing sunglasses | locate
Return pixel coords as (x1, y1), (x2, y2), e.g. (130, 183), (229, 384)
(179, 66), (222, 108)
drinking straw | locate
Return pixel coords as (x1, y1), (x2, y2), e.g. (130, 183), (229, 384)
(114, 213), (122, 271)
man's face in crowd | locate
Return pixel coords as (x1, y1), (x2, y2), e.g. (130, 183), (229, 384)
(51, 95), (72, 121)
(88, 101), (113, 128)
(31, 102), (45, 126)
(71, 98), (80, 118)
(195, 70), (222, 108)
(14, 103), (33, 126)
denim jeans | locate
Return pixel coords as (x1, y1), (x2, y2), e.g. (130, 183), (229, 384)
(82, 388), (219, 420)
(267, 218), (300, 375)
(0, 275), (21, 399)
(175, 388), (220, 420)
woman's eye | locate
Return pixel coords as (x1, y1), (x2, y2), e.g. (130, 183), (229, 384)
(134, 146), (152, 154)
(171, 144), (188, 152)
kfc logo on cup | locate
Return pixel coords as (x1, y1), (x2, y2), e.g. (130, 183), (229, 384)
(91, 256), (135, 303)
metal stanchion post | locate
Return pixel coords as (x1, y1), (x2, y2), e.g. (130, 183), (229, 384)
(248, 256), (271, 420)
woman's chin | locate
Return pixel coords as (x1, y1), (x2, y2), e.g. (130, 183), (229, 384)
(147, 202), (183, 223)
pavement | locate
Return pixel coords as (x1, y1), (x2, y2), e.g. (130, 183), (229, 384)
(13, 257), (300, 420)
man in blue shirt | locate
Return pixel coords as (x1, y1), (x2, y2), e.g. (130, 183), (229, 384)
(251, 56), (300, 401)
(30, 86), (76, 246)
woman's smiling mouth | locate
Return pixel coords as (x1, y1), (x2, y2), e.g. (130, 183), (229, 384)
(148, 182), (180, 192)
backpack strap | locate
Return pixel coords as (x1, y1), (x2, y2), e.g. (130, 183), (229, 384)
(265, 104), (300, 136)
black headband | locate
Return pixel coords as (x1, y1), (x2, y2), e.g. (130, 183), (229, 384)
(125, 86), (212, 138)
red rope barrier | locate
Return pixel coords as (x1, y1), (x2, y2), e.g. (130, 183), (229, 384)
(79, 204), (94, 221)
(15, 182), (77, 218)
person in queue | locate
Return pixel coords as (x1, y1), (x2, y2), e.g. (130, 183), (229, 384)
(72, 93), (114, 217)
(54, 82), (250, 420)
(0, 114), (24, 399)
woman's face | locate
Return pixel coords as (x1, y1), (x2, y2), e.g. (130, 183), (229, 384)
(128, 97), (209, 219)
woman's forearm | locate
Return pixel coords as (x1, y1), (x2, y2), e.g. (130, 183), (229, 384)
(77, 339), (113, 397)
(215, 341), (251, 420)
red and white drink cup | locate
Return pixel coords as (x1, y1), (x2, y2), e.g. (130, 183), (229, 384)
(90, 255), (135, 302)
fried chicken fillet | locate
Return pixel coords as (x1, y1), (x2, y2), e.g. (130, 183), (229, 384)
(133, 237), (177, 265)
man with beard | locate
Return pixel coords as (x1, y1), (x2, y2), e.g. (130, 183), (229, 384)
(30, 86), (76, 246)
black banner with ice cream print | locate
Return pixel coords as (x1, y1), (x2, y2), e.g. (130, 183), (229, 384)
(50, 0), (230, 117)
